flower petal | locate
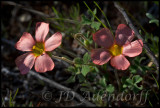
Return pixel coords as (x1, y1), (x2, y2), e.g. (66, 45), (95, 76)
(35, 22), (49, 42)
(115, 24), (134, 46)
(15, 32), (35, 51)
(34, 53), (54, 72)
(45, 32), (62, 51)
(110, 54), (130, 70)
(15, 53), (36, 74)
(122, 39), (143, 57)
(91, 48), (112, 65)
(93, 28), (114, 48)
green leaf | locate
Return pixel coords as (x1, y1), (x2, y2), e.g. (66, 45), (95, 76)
(81, 15), (92, 25)
(132, 75), (143, 84)
(83, 53), (90, 63)
(133, 84), (143, 93)
(91, 22), (101, 30)
(106, 84), (114, 93)
(126, 78), (133, 85)
(123, 84), (127, 88)
(99, 77), (107, 88)
(91, 8), (97, 21)
(66, 75), (75, 83)
(81, 82), (91, 87)
(81, 65), (90, 77)
(67, 66), (76, 72)
(74, 57), (83, 64)
(146, 13), (155, 20)
(52, 6), (59, 18)
(129, 65), (138, 74)
(93, 8), (97, 15)
(139, 57), (146, 63)
(149, 19), (159, 26)
(78, 74), (86, 83)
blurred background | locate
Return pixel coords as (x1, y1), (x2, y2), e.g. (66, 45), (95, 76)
(1, 1), (159, 107)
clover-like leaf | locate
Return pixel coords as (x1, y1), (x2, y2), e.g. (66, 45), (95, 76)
(132, 75), (143, 84)
(81, 65), (90, 77)
(99, 77), (107, 88)
(83, 52), (90, 63)
(81, 15), (92, 25)
(78, 73), (86, 83)
(66, 75), (76, 83)
(91, 22), (101, 30)
(106, 84), (114, 93)
(74, 57), (83, 65)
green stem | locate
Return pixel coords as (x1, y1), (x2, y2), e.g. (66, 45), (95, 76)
(52, 55), (74, 64)
(93, 1), (114, 36)
(57, 47), (77, 58)
(114, 69), (121, 91)
(52, 55), (96, 66)
(83, 1), (107, 29)
(74, 33), (91, 51)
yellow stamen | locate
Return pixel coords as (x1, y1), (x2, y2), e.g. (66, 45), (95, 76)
(32, 42), (45, 57)
(109, 44), (122, 56)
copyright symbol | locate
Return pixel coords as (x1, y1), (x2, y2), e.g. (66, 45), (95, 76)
(42, 91), (52, 101)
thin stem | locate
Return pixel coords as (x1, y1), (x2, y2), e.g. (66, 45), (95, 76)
(114, 69), (121, 91)
(74, 33), (91, 51)
(47, 17), (80, 24)
(93, 1), (114, 35)
(83, 1), (107, 29)
(57, 47), (77, 58)
(52, 55), (96, 66)
(52, 55), (74, 64)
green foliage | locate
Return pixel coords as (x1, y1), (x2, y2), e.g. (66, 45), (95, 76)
(99, 77), (107, 88)
(106, 84), (115, 94)
(49, 3), (81, 34)
(66, 52), (93, 83)
(83, 31), (93, 45)
(129, 56), (150, 74)
(83, 52), (91, 63)
(146, 13), (159, 26)
(91, 22), (101, 30)
(66, 75), (76, 83)
(99, 77), (114, 94)
(9, 88), (19, 107)
(81, 8), (101, 30)
(81, 65), (90, 77)
(122, 75), (143, 93)
(74, 57), (84, 65)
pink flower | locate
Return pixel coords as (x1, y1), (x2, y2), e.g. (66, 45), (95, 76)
(15, 22), (62, 74)
(91, 24), (143, 70)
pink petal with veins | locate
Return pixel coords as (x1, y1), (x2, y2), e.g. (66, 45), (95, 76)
(15, 32), (35, 51)
(34, 53), (54, 72)
(91, 48), (112, 65)
(35, 22), (49, 42)
(110, 54), (130, 70)
(122, 39), (143, 57)
(45, 32), (62, 51)
(93, 28), (114, 49)
(115, 24), (134, 46)
(15, 53), (36, 74)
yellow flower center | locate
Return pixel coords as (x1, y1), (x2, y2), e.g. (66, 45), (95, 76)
(109, 44), (122, 56)
(32, 42), (45, 57)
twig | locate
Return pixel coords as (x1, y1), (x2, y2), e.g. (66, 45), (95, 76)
(2, 1), (50, 17)
(2, 1), (78, 24)
(114, 2), (159, 76)
(28, 70), (96, 106)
